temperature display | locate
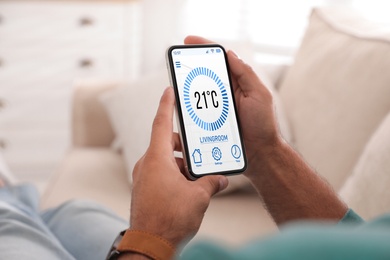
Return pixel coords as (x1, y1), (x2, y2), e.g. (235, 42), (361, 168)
(194, 91), (219, 109)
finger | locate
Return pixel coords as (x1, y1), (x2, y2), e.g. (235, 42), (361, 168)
(184, 35), (215, 45)
(150, 87), (175, 151)
(173, 133), (182, 152)
(175, 157), (185, 173)
(197, 175), (229, 197)
(227, 50), (267, 94)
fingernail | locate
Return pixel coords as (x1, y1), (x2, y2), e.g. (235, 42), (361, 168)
(164, 86), (173, 94)
(219, 177), (229, 191)
(229, 50), (241, 59)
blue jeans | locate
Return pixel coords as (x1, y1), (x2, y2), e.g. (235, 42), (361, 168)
(0, 184), (128, 259)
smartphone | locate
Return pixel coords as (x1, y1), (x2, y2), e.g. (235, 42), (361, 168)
(166, 44), (247, 179)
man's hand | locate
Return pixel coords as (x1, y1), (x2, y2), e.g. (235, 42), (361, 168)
(130, 87), (228, 248)
(184, 36), (348, 224)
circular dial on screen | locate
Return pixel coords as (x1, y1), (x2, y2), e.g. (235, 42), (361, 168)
(183, 67), (229, 131)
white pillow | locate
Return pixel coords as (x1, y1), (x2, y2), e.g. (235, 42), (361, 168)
(279, 7), (390, 191)
(100, 70), (168, 184)
(339, 112), (390, 220)
(101, 66), (291, 192)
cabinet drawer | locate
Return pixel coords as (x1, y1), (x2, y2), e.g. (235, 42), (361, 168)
(0, 90), (71, 128)
(0, 1), (125, 48)
(0, 47), (125, 92)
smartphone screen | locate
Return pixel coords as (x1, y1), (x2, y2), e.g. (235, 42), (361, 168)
(166, 44), (247, 179)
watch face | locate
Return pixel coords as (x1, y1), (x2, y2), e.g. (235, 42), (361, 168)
(106, 230), (126, 260)
(107, 250), (121, 260)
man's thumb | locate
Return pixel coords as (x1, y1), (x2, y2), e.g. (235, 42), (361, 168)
(198, 175), (229, 197)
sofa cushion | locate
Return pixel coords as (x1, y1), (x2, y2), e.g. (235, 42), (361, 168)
(100, 70), (168, 183)
(279, 7), (390, 190)
(41, 148), (131, 219)
(339, 112), (390, 219)
(72, 79), (119, 147)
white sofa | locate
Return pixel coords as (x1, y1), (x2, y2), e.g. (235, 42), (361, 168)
(41, 7), (390, 246)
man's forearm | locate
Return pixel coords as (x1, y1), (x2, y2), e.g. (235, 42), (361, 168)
(248, 138), (348, 225)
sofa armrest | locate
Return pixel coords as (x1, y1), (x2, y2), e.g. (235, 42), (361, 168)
(72, 79), (121, 147)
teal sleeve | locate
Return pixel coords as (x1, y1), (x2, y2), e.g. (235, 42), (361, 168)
(339, 208), (364, 224)
(179, 210), (390, 260)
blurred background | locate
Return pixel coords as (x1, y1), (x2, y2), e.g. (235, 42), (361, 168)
(0, 0), (388, 189)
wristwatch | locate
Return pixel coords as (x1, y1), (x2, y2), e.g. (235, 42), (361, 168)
(106, 230), (126, 260)
(106, 229), (176, 260)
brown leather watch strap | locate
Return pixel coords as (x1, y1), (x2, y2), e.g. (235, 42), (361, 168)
(117, 230), (176, 260)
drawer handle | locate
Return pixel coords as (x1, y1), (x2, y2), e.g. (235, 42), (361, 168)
(79, 17), (94, 26)
(0, 140), (6, 149)
(79, 59), (93, 68)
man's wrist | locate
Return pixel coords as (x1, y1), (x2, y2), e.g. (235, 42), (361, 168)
(129, 221), (184, 248)
(115, 230), (176, 260)
(245, 135), (286, 181)
(118, 252), (150, 260)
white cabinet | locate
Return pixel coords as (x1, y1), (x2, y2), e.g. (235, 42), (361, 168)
(0, 0), (139, 178)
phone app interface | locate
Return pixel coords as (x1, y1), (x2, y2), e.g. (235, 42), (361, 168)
(170, 46), (245, 175)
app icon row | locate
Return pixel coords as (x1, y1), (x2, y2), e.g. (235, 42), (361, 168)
(192, 145), (242, 164)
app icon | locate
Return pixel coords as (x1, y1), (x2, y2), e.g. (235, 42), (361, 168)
(192, 149), (202, 164)
(231, 145), (242, 159)
(212, 147), (222, 161)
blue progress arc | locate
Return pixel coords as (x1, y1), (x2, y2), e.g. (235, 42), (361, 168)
(183, 67), (229, 131)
